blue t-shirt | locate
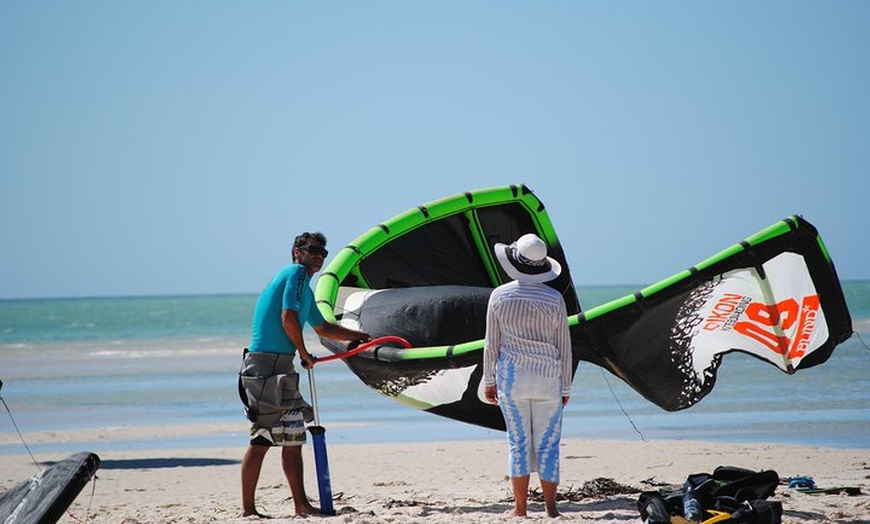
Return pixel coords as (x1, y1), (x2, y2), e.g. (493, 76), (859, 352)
(249, 264), (325, 354)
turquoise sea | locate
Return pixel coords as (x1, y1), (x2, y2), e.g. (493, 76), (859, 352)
(1, 282), (868, 455)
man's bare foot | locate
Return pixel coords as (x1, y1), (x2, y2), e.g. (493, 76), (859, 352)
(295, 504), (322, 517)
(504, 508), (528, 518)
(241, 509), (272, 519)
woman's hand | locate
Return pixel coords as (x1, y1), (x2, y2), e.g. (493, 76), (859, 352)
(484, 385), (498, 405)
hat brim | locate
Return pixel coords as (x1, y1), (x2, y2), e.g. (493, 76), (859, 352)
(494, 243), (562, 284)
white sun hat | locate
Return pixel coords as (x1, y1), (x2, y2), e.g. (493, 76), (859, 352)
(493, 233), (562, 284)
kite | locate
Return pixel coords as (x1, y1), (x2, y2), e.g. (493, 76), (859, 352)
(314, 184), (853, 430)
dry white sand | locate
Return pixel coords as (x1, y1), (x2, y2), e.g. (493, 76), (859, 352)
(2, 427), (867, 523)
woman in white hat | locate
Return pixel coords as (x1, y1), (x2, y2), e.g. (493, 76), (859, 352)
(483, 233), (572, 518)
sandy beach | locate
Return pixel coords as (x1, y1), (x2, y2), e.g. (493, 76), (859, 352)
(3, 426), (867, 524)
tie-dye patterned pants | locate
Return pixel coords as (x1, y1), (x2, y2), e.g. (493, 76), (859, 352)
(496, 358), (563, 484)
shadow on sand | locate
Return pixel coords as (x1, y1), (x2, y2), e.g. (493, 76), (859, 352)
(96, 457), (240, 470)
(346, 495), (640, 521)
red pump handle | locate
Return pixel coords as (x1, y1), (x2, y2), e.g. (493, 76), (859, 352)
(313, 335), (411, 364)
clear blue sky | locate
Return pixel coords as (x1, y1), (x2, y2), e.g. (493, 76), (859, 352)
(2, 2), (867, 299)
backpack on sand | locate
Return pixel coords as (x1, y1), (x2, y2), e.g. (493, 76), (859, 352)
(637, 466), (782, 524)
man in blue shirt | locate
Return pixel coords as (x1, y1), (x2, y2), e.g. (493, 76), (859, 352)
(240, 232), (370, 518)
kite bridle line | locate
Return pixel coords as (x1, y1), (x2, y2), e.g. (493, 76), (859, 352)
(310, 335), (412, 365)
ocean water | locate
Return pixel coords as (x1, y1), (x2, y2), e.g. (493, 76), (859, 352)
(0, 282), (868, 456)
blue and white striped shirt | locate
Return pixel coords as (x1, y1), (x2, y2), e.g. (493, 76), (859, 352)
(483, 281), (573, 397)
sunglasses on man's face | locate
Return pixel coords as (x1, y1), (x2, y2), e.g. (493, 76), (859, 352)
(302, 245), (329, 257)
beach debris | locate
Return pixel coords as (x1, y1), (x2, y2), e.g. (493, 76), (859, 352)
(785, 475), (816, 489)
(519, 477), (640, 502)
(373, 479), (409, 487)
(640, 476), (674, 488)
(383, 498), (422, 508)
(335, 505), (362, 515)
(782, 475), (862, 495)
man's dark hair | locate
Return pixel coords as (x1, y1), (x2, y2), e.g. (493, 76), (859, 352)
(292, 231), (327, 262)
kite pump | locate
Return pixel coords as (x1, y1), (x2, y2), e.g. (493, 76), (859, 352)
(306, 336), (410, 516)
(306, 366), (335, 516)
